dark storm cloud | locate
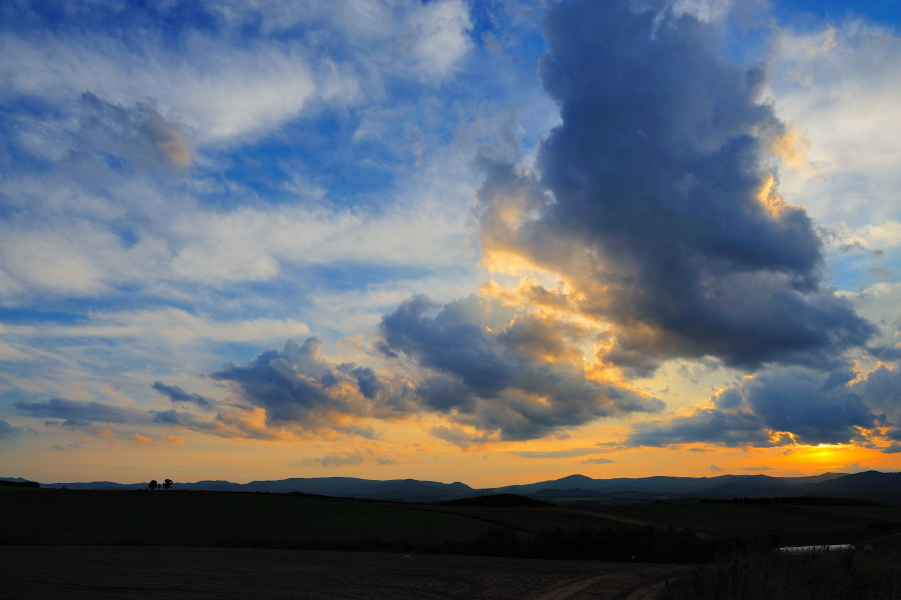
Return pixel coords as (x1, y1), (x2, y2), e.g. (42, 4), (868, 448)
(377, 294), (664, 441)
(743, 369), (874, 444)
(14, 398), (151, 425)
(477, 0), (874, 373)
(853, 365), (901, 447)
(627, 364), (901, 448)
(210, 337), (415, 431)
(152, 381), (214, 408)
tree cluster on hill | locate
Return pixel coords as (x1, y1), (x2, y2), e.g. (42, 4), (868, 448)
(146, 479), (173, 491)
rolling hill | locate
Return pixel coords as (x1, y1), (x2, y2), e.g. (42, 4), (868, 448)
(3, 471), (899, 504)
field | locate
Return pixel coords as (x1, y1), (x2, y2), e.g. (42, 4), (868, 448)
(578, 503), (901, 541)
(0, 546), (694, 600)
(6, 487), (901, 598)
(7, 486), (901, 549)
(0, 487), (506, 546)
(377, 500), (901, 546)
(376, 502), (637, 534)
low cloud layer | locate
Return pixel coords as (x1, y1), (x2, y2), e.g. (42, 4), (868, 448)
(476, 0), (875, 374)
(377, 294), (664, 441)
(14, 398), (152, 429)
(12, 396), (271, 441)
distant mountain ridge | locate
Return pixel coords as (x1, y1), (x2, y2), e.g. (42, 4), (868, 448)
(3, 471), (899, 504)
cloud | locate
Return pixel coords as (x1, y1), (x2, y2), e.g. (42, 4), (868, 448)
(377, 294), (664, 441)
(710, 463), (725, 472)
(1, 24), (318, 143)
(150, 409), (216, 431)
(628, 363), (901, 448)
(211, 337), (416, 434)
(769, 21), (901, 228)
(0, 419), (28, 440)
(75, 93), (195, 170)
(406, 0), (472, 80)
(152, 382), (214, 409)
(476, 0), (875, 375)
(49, 442), (84, 454)
(11, 396), (269, 441)
(582, 457), (615, 464)
(290, 447), (395, 468)
(628, 408), (775, 448)
(510, 447), (612, 459)
(0, 0), (477, 150)
(850, 364), (901, 441)
(14, 398), (151, 426)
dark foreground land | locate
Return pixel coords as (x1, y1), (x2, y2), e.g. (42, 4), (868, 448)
(0, 546), (691, 600)
(5, 486), (901, 598)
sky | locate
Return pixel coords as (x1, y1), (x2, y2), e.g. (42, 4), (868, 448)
(1, 0), (900, 487)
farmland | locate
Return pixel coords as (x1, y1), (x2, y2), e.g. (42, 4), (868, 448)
(0, 546), (694, 600)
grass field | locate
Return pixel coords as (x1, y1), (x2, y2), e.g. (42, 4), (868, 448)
(0, 487), (508, 547)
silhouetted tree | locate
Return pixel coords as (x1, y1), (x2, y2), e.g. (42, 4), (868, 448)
(163, 479), (173, 490)
(148, 480), (158, 491)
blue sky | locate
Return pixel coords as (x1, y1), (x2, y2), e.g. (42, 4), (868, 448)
(1, 0), (900, 485)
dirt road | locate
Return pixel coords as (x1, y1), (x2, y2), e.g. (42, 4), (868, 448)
(2, 546), (692, 599)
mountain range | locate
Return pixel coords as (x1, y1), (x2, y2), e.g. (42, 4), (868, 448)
(4, 471), (901, 505)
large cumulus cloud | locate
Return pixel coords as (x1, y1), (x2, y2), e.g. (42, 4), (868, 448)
(376, 294), (664, 441)
(210, 337), (416, 435)
(476, 0), (875, 374)
(627, 364), (901, 449)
